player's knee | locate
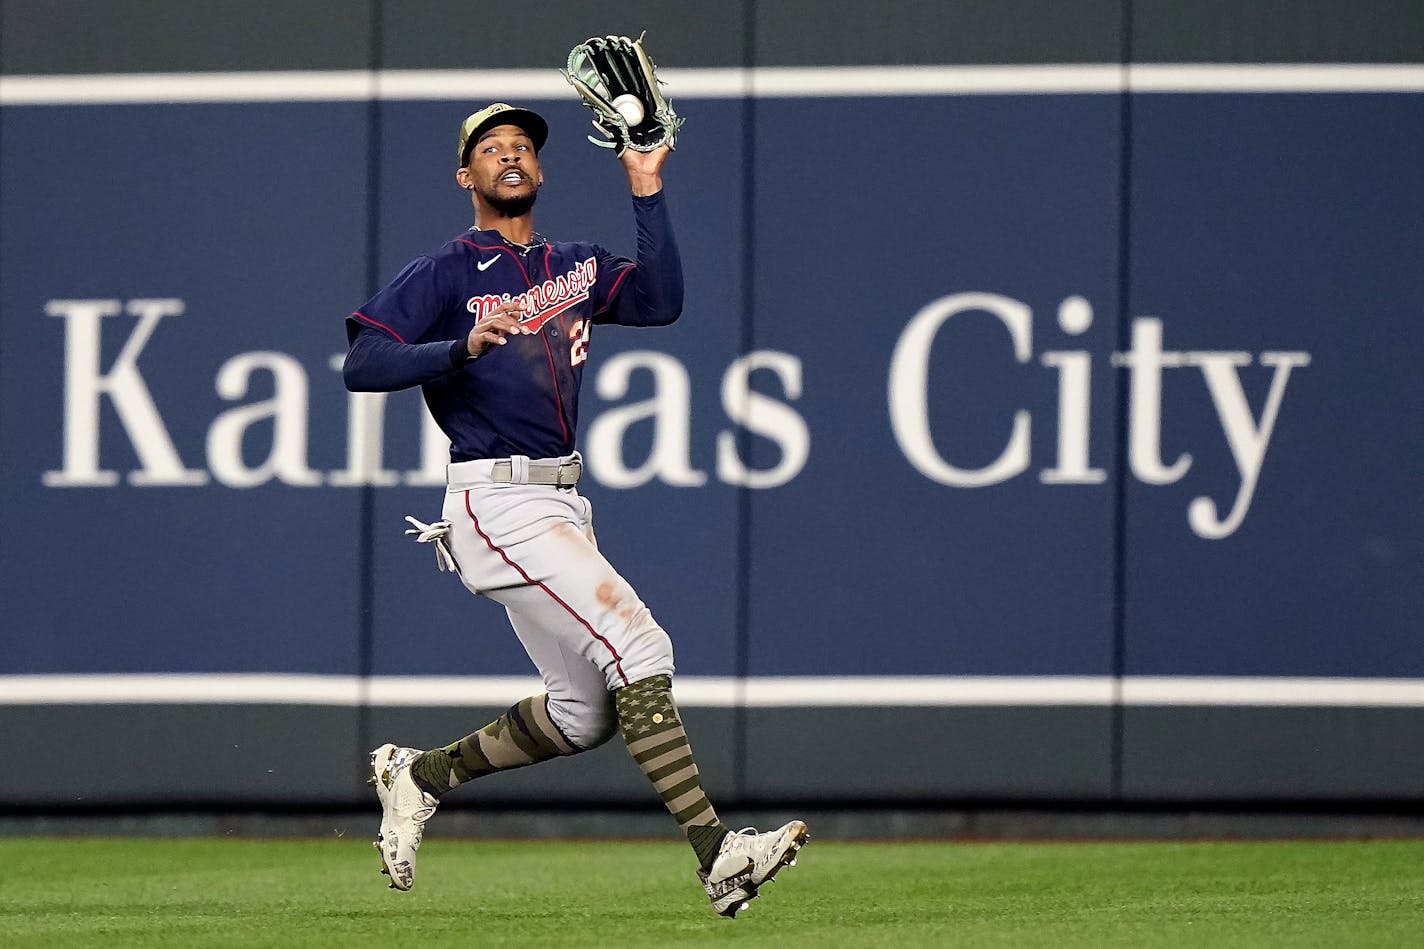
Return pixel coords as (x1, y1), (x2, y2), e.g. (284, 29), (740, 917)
(617, 623), (675, 684)
(546, 693), (618, 751)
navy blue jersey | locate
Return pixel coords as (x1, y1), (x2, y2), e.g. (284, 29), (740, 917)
(344, 191), (682, 461)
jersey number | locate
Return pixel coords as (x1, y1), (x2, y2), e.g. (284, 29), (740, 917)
(569, 319), (589, 367)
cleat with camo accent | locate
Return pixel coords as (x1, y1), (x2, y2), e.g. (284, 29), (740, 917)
(698, 820), (809, 917)
(368, 742), (437, 891)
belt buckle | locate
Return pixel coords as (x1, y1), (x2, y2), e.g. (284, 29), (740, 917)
(557, 458), (581, 487)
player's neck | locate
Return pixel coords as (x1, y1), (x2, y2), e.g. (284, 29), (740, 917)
(475, 214), (535, 247)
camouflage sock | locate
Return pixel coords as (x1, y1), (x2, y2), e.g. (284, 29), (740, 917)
(616, 674), (730, 871)
(409, 694), (577, 798)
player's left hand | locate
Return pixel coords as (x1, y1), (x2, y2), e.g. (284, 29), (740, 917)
(621, 144), (669, 197)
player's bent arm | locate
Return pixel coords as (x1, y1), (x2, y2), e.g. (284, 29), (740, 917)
(343, 324), (470, 393)
(604, 191), (684, 327)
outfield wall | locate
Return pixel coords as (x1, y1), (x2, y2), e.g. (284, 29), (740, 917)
(1, 2), (1422, 808)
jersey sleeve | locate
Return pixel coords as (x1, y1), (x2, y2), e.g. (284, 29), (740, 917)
(590, 191), (684, 327)
(346, 255), (448, 345)
(343, 254), (470, 392)
(343, 328), (469, 393)
(590, 245), (636, 320)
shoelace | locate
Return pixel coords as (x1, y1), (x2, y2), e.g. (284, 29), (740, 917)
(721, 827), (762, 856)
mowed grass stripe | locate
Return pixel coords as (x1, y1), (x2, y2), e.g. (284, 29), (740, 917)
(1, 838), (1421, 947)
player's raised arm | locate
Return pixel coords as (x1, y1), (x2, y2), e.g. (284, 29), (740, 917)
(591, 189), (684, 328)
(620, 142), (669, 197)
(594, 147), (683, 329)
(564, 33), (685, 328)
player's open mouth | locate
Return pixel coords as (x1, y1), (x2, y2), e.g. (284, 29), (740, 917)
(499, 172), (528, 185)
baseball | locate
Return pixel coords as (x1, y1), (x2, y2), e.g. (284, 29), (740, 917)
(612, 94), (645, 126)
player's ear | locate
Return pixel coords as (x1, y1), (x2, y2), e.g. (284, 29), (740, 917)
(455, 167), (474, 190)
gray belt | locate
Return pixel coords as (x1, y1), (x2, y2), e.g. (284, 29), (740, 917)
(490, 456), (582, 487)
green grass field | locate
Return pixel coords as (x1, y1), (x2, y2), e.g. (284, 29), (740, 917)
(2, 837), (1421, 947)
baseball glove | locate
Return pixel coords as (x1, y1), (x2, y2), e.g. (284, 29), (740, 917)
(562, 32), (683, 154)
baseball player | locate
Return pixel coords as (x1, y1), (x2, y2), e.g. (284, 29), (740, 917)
(342, 103), (807, 917)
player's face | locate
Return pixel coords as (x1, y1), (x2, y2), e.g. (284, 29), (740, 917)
(460, 125), (543, 217)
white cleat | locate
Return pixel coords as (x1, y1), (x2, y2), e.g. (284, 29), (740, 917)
(698, 820), (810, 918)
(368, 743), (438, 891)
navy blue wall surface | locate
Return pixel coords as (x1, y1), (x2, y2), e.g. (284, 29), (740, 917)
(3, 89), (1420, 670)
(0, 102), (371, 675)
(7, 89), (1413, 681)
(1122, 92), (1424, 678)
(1, 35), (1421, 804)
(746, 93), (1123, 678)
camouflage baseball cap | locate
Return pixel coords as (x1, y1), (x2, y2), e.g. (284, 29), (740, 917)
(457, 103), (549, 165)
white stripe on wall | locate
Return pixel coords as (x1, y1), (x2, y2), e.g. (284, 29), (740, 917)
(3, 64), (1423, 105)
(2, 675), (1423, 707)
